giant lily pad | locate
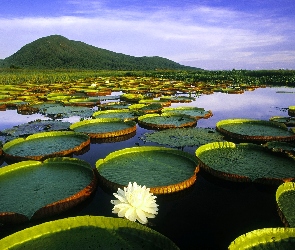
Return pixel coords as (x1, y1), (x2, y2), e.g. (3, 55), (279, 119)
(228, 228), (295, 250)
(1, 120), (71, 138)
(92, 109), (137, 121)
(269, 116), (295, 127)
(195, 141), (295, 184)
(162, 106), (213, 119)
(128, 103), (163, 114)
(70, 118), (137, 138)
(3, 131), (90, 161)
(0, 215), (179, 249)
(276, 182), (295, 227)
(265, 141), (295, 156)
(138, 113), (198, 130)
(216, 119), (295, 143)
(0, 158), (97, 224)
(288, 106), (295, 117)
(96, 146), (199, 194)
(34, 103), (94, 119)
(142, 128), (224, 148)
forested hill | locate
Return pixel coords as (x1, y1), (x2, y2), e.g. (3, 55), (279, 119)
(1, 35), (200, 70)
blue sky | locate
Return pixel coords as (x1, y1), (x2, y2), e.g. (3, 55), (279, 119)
(1, 0), (295, 70)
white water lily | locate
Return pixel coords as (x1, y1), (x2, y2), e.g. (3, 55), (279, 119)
(111, 182), (159, 224)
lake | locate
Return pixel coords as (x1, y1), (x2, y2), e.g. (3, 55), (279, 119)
(0, 86), (295, 249)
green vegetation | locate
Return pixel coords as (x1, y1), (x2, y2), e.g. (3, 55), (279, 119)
(96, 146), (198, 194)
(0, 158), (95, 221)
(0, 35), (196, 71)
(196, 142), (295, 184)
(0, 216), (180, 249)
(1, 68), (295, 87)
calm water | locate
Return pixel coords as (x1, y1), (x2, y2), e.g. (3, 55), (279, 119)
(0, 86), (294, 249)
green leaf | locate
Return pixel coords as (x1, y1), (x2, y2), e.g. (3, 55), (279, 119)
(0, 158), (95, 221)
(276, 182), (295, 227)
(0, 215), (180, 249)
(229, 227), (295, 250)
(3, 131), (90, 161)
(142, 127), (224, 148)
(216, 119), (295, 143)
(196, 142), (295, 183)
(96, 146), (199, 194)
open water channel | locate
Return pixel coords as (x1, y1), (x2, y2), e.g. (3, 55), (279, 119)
(0, 86), (295, 249)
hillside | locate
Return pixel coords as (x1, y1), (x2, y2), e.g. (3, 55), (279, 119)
(1, 35), (199, 70)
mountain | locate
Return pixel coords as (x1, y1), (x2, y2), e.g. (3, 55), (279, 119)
(1, 35), (199, 70)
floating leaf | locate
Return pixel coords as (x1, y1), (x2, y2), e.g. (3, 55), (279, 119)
(92, 109), (137, 121)
(0, 216), (179, 249)
(70, 118), (137, 138)
(216, 118), (295, 143)
(1, 120), (71, 138)
(96, 146), (199, 194)
(228, 228), (295, 249)
(142, 127), (224, 148)
(196, 141), (295, 184)
(138, 113), (197, 130)
(0, 158), (96, 223)
(162, 106), (213, 119)
(3, 131), (90, 161)
(276, 182), (295, 227)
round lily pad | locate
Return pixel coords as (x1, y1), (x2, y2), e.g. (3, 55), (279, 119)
(92, 109), (137, 121)
(3, 131), (90, 161)
(96, 146), (199, 194)
(34, 103), (94, 119)
(0, 215), (179, 249)
(128, 103), (163, 114)
(162, 106), (213, 119)
(1, 120), (71, 138)
(142, 128), (224, 148)
(0, 158), (97, 224)
(269, 116), (295, 127)
(195, 141), (295, 184)
(70, 118), (137, 138)
(265, 141), (295, 155)
(228, 228), (295, 250)
(101, 101), (130, 110)
(138, 113), (198, 130)
(216, 119), (295, 143)
(288, 106), (295, 117)
(276, 182), (295, 227)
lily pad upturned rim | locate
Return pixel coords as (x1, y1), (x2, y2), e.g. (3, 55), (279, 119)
(276, 182), (295, 227)
(138, 113), (198, 130)
(142, 127), (225, 148)
(0, 215), (180, 250)
(92, 109), (137, 121)
(95, 146), (199, 195)
(162, 106), (213, 119)
(0, 157), (97, 224)
(195, 141), (295, 185)
(70, 118), (137, 138)
(228, 227), (295, 250)
(216, 118), (295, 142)
(288, 106), (295, 117)
(3, 131), (90, 161)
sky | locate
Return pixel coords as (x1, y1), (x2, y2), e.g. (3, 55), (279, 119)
(0, 0), (295, 70)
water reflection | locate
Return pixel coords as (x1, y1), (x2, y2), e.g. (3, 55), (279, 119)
(0, 86), (295, 249)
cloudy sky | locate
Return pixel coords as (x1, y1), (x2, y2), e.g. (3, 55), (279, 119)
(1, 0), (295, 70)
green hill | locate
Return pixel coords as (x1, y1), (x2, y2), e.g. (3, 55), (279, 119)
(1, 35), (199, 70)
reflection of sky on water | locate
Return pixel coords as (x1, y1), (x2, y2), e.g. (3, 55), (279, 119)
(172, 87), (295, 128)
(0, 87), (294, 131)
(0, 110), (49, 131)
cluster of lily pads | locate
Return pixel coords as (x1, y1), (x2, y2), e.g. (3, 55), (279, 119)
(0, 76), (295, 248)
